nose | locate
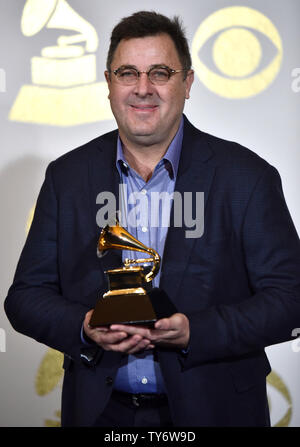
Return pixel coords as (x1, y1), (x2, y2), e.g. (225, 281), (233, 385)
(133, 72), (154, 97)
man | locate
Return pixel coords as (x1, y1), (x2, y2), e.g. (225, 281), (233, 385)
(4, 11), (300, 427)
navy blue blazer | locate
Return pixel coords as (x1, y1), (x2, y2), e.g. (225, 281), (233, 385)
(5, 116), (300, 426)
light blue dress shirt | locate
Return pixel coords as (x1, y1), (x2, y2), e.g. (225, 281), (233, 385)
(113, 117), (184, 393)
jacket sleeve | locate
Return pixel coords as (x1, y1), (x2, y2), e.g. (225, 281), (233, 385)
(4, 162), (91, 363)
(183, 164), (300, 369)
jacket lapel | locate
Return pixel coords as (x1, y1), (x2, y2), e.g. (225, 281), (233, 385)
(88, 130), (122, 272)
(160, 117), (216, 303)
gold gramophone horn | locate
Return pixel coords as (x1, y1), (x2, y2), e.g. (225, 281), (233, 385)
(97, 221), (160, 282)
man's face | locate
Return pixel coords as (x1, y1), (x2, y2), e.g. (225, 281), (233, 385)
(105, 33), (194, 148)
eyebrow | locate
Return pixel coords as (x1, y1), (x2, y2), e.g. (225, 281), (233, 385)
(115, 64), (170, 71)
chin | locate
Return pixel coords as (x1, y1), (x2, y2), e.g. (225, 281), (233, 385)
(129, 124), (157, 138)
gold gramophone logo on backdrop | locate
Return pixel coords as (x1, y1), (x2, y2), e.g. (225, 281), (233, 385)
(9, 0), (113, 126)
(191, 6), (283, 99)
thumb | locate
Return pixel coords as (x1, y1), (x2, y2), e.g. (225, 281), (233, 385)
(154, 317), (171, 330)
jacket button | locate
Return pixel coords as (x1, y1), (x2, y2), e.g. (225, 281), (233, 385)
(105, 376), (113, 385)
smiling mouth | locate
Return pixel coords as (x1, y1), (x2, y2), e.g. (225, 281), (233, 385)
(130, 105), (158, 111)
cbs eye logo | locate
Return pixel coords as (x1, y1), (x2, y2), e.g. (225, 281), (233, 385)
(191, 6), (283, 99)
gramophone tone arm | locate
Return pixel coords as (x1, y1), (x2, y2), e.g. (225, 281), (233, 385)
(57, 34), (86, 46)
(123, 257), (155, 267)
(56, 28), (98, 53)
(145, 250), (161, 282)
(123, 252), (160, 283)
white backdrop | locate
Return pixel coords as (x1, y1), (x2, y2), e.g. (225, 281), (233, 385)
(0, 0), (299, 427)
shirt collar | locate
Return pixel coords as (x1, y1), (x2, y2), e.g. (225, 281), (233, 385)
(116, 116), (184, 179)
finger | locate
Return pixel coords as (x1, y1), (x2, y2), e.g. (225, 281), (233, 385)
(155, 313), (186, 331)
(84, 310), (109, 334)
(106, 334), (144, 353)
(83, 309), (94, 329)
(145, 344), (155, 350)
(96, 330), (128, 347)
(126, 338), (152, 355)
(94, 326), (109, 332)
(150, 330), (178, 344)
(110, 324), (152, 339)
(85, 309), (94, 319)
(83, 311), (103, 341)
(153, 314), (190, 349)
(154, 318), (172, 330)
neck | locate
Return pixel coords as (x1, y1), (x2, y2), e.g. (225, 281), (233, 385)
(122, 143), (165, 182)
(119, 122), (181, 182)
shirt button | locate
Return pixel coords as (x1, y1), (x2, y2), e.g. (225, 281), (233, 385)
(141, 227), (148, 233)
(141, 189), (147, 195)
(141, 377), (148, 385)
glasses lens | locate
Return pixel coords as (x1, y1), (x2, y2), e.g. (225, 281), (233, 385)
(116, 68), (138, 85)
(149, 67), (170, 84)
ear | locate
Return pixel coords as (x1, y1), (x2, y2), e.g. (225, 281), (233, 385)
(104, 71), (111, 99)
(185, 70), (194, 99)
(104, 70), (111, 83)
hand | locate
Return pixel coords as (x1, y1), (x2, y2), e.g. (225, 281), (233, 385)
(83, 310), (154, 354)
(110, 313), (190, 350)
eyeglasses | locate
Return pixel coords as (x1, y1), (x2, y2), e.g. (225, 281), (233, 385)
(111, 65), (188, 85)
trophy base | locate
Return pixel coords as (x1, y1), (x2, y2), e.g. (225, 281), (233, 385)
(89, 288), (177, 328)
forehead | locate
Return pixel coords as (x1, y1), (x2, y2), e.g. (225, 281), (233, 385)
(111, 33), (181, 68)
